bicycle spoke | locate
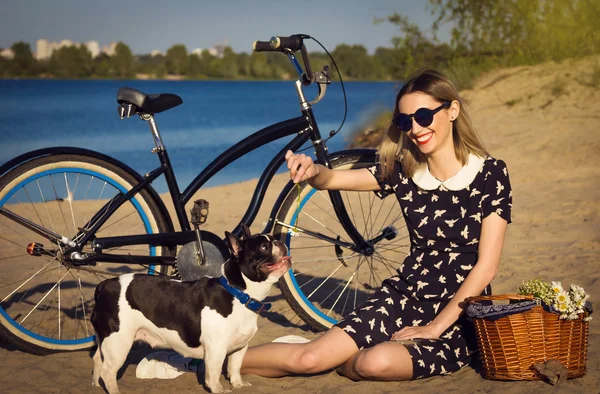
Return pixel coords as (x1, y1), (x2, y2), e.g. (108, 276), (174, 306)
(64, 172), (78, 236)
(29, 289), (55, 337)
(372, 251), (398, 277)
(97, 209), (138, 234)
(376, 244), (410, 254)
(292, 255), (360, 265)
(357, 191), (369, 238)
(98, 181), (107, 200)
(23, 185), (46, 230)
(1, 215), (35, 244)
(49, 175), (71, 238)
(326, 270), (356, 317)
(292, 255), (360, 277)
(0, 259), (57, 301)
(19, 268), (71, 324)
(305, 263), (344, 297)
(69, 270), (90, 339)
(37, 179), (57, 234)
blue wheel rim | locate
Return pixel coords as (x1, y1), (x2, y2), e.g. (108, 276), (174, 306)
(0, 166), (156, 346)
(284, 188), (338, 326)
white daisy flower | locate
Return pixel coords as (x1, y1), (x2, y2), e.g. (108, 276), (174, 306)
(568, 312), (579, 320)
(556, 291), (570, 304)
(551, 281), (563, 294)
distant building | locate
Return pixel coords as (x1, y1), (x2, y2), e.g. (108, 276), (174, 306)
(36, 39), (50, 59)
(212, 44), (226, 58)
(0, 48), (14, 59)
(102, 42), (118, 56)
(85, 40), (100, 58)
(58, 39), (74, 49)
(150, 49), (164, 57)
(191, 48), (204, 56)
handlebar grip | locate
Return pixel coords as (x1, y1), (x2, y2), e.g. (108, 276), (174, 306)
(252, 41), (275, 52)
(252, 35), (308, 52)
(271, 35), (304, 52)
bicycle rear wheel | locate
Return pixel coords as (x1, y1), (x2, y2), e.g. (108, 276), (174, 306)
(274, 152), (410, 331)
(0, 154), (173, 354)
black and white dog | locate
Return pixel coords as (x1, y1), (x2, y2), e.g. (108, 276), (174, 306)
(91, 225), (291, 393)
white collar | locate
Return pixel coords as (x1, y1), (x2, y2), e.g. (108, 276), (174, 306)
(412, 153), (486, 191)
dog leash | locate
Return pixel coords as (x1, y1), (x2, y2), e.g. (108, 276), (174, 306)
(218, 276), (272, 313)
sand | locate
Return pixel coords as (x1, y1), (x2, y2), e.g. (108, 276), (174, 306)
(1, 56), (599, 393)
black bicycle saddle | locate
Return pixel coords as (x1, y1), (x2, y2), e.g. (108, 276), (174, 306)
(117, 87), (183, 114)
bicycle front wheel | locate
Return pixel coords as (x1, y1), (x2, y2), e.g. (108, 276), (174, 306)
(0, 154), (173, 354)
(274, 153), (410, 331)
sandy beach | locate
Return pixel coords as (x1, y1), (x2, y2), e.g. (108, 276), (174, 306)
(1, 56), (599, 393)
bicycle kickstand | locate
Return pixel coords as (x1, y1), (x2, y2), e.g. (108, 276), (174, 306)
(190, 199), (209, 266)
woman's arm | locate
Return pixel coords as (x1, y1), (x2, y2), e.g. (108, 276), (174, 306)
(391, 212), (508, 340)
(285, 150), (381, 191)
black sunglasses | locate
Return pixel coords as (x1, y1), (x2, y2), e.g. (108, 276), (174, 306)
(393, 102), (451, 132)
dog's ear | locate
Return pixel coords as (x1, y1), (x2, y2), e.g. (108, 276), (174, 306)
(240, 223), (252, 239)
(225, 231), (242, 259)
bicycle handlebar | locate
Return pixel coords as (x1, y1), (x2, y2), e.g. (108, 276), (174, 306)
(253, 34), (331, 91)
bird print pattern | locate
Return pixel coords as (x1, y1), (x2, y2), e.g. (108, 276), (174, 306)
(335, 157), (512, 379)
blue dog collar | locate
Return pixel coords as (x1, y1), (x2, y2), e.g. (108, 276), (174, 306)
(219, 276), (272, 313)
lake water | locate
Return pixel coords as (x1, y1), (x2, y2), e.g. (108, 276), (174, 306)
(0, 79), (399, 192)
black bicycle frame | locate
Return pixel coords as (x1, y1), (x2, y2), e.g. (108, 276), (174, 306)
(77, 55), (372, 261)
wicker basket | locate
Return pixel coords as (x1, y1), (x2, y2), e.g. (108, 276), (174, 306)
(465, 294), (589, 380)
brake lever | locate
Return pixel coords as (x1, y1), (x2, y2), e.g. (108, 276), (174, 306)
(308, 66), (331, 106)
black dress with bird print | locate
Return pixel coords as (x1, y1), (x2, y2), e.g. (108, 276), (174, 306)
(334, 154), (512, 379)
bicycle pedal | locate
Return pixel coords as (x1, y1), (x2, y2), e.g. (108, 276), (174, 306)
(190, 199), (209, 226)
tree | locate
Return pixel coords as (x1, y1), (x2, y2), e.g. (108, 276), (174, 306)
(7, 42), (38, 77)
(165, 44), (189, 76)
(332, 44), (380, 80)
(111, 42), (135, 79)
(187, 53), (205, 78)
(93, 53), (112, 78)
(428, 0), (600, 63)
(220, 47), (239, 79)
(248, 52), (271, 79)
(48, 45), (92, 78)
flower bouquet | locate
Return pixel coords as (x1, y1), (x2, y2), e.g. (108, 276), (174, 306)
(518, 278), (593, 321)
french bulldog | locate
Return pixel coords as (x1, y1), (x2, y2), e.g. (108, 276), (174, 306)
(91, 225), (291, 393)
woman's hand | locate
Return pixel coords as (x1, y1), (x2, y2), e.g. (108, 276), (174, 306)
(285, 150), (320, 183)
(391, 324), (442, 341)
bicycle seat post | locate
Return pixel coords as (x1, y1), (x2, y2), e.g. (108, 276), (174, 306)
(141, 113), (166, 153)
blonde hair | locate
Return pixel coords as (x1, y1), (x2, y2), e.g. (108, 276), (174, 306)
(378, 69), (489, 179)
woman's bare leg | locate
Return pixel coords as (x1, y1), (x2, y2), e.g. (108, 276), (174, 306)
(336, 342), (413, 381)
(241, 327), (358, 377)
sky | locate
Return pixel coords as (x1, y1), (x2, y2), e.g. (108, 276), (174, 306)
(0, 0), (448, 55)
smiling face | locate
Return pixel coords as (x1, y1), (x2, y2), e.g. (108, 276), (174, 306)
(398, 92), (457, 157)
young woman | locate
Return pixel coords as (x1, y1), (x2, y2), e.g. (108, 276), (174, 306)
(241, 69), (512, 381)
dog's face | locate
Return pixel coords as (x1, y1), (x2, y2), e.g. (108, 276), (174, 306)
(225, 225), (291, 284)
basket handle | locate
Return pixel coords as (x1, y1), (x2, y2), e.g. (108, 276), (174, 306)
(464, 294), (535, 303)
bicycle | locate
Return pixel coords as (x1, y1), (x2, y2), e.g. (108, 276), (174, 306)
(0, 34), (409, 355)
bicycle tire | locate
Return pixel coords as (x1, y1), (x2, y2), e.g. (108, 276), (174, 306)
(274, 152), (410, 331)
(0, 153), (174, 355)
